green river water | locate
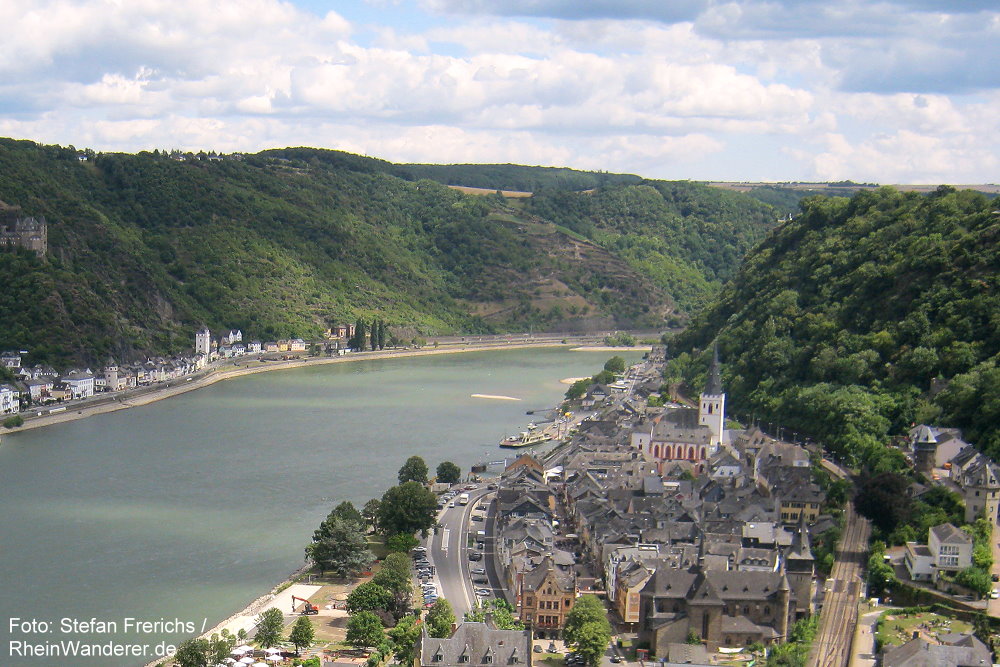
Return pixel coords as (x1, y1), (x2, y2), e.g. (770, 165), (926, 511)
(0, 347), (641, 666)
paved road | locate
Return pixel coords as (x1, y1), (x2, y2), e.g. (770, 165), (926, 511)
(807, 502), (871, 667)
(424, 487), (496, 617)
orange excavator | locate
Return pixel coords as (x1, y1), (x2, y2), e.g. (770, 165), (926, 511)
(292, 596), (319, 615)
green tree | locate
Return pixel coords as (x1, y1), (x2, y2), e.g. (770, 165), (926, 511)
(254, 607), (285, 648)
(328, 500), (364, 526)
(362, 498), (381, 532)
(288, 615), (316, 656)
(685, 630), (701, 645)
(387, 614), (422, 664)
(436, 461), (461, 484)
(173, 639), (211, 667)
(353, 319), (367, 352)
(305, 516), (374, 577)
(207, 632), (236, 664)
(604, 356), (626, 374)
(855, 472), (911, 535)
(565, 378), (590, 400)
(346, 611), (385, 648)
(371, 319), (379, 351)
(386, 533), (419, 553)
(398, 456), (429, 484)
(572, 621), (613, 667)
(346, 582), (393, 614)
(377, 481), (438, 537)
(372, 552), (414, 619)
(956, 567), (992, 597)
(425, 598), (456, 638)
(564, 595), (607, 648)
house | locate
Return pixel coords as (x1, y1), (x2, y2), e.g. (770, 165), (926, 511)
(290, 339), (307, 352)
(928, 523), (972, 573)
(882, 634), (991, 667)
(517, 555), (577, 638)
(910, 425), (967, 474)
(904, 523), (973, 583)
(264, 342), (279, 353)
(1, 351), (22, 368)
(416, 621), (531, 667)
(61, 372), (94, 400)
(0, 383), (17, 414)
(222, 330), (243, 345)
(957, 458), (1000, 523)
(248, 341), (262, 354)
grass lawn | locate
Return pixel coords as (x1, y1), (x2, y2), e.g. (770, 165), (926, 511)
(537, 654), (566, 666)
(876, 611), (972, 648)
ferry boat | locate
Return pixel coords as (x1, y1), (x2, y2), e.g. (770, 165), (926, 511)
(499, 430), (551, 448)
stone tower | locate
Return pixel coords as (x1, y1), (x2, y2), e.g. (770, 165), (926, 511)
(912, 424), (938, 475)
(699, 343), (726, 448)
(195, 328), (211, 355)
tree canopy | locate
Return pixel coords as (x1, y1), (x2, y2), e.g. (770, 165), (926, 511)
(254, 608), (285, 648)
(346, 611), (385, 649)
(436, 461), (461, 484)
(305, 515), (373, 577)
(426, 598), (457, 638)
(377, 481), (439, 537)
(398, 456), (430, 484)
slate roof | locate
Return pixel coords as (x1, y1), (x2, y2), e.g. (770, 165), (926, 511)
(930, 523), (972, 546)
(882, 635), (991, 667)
(419, 623), (532, 667)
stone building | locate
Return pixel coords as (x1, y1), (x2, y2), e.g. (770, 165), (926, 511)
(0, 202), (47, 257)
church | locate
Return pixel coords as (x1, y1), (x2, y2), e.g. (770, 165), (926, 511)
(632, 345), (728, 473)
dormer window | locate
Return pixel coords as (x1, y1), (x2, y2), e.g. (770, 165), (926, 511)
(460, 656), (470, 663)
(433, 655), (443, 663)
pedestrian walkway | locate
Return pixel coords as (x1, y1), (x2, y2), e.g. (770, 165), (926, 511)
(849, 608), (883, 667)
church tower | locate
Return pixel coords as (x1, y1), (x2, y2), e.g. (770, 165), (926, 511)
(699, 343), (725, 448)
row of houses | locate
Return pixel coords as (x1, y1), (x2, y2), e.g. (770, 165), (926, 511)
(485, 346), (830, 657)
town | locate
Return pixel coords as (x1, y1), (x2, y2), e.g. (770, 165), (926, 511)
(0, 325), (362, 422)
(164, 348), (1000, 667)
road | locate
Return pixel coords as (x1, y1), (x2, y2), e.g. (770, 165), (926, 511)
(423, 486), (500, 618)
(807, 502), (871, 667)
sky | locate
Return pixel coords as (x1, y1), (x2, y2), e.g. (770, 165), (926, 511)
(0, 0), (997, 183)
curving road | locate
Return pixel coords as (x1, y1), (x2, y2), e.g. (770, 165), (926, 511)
(422, 486), (501, 617)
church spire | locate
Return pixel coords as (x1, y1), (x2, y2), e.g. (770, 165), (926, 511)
(705, 342), (723, 396)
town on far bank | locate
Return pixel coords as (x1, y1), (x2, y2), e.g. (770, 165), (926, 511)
(0, 323), (624, 427)
(156, 346), (1000, 667)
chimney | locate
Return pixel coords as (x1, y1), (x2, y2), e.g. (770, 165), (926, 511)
(484, 612), (495, 628)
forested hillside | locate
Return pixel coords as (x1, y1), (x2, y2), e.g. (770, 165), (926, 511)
(670, 186), (1000, 461)
(0, 140), (776, 367)
(527, 182), (777, 311)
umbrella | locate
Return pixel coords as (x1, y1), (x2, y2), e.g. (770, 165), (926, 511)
(232, 645), (253, 654)
(266, 656), (282, 662)
(253, 663), (269, 667)
(239, 658), (255, 665)
(264, 646), (281, 653)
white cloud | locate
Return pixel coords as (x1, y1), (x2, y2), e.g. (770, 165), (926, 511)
(0, 0), (995, 182)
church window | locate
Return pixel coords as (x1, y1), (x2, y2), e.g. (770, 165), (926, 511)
(665, 446), (672, 459)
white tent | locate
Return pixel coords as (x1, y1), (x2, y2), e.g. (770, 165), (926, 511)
(232, 645), (253, 655)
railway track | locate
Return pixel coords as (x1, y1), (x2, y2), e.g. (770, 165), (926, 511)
(807, 502), (872, 667)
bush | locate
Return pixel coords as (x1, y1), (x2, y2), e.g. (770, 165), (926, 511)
(3, 415), (24, 428)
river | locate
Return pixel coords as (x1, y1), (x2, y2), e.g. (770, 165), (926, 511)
(0, 347), (642, 665)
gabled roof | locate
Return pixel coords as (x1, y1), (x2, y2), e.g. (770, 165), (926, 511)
(929, 523), (972, 546)
(418, 623), (532, 667)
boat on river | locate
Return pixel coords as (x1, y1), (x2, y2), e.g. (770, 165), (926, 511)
(499, 430), (551, 448)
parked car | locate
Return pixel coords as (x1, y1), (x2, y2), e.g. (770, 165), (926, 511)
(475, 589), (491, 597)
(471, 568), (486, 575)
(469, 552), (483, 561)
(471, 514), (484, 522)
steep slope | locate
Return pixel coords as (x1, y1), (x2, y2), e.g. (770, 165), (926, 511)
(0, 140), (676, 366)
(526, 181), (778, 313)
(671, 186), (1000, 461)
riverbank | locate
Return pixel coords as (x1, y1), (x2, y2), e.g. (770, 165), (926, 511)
(7, 340), (591, 435)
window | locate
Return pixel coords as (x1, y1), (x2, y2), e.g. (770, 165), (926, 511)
(433, 655), (443, 663)
(460, 656), (470, 663)
(485, 656), (493, 664)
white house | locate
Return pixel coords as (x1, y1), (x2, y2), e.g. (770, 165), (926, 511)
(290, 339), (307, 352)
(0, 383), (17, 414)
(61, 373), (94, 400)
(928, 523), (973, 573)
(903, 542), (935, 581)
(248, 341), (262, 354)
(1, 351), (22, 368)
